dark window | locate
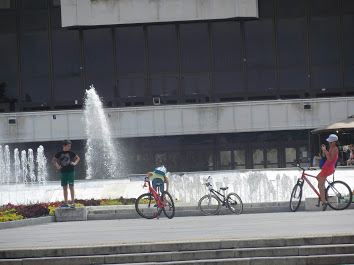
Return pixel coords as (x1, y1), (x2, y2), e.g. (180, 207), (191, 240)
(136, 153), (151, 173)
(20, 10), (48, 31)
(19, 0), (47, 9)
(0, 33), (18, 80)
(219, 150), (231, 170)
(234, 149), (246, 169)
(311, 66), (340, 89)
(50, 4), (61, 28)
(85, 76), (115, 103)
(84, 28), (114, 75)
(277, 18), (307, 67)
(247, 69), (276, 92)
(183, 74), (209, 96)
(186, 150), (214, 171)
(279, 68), (308, 91)
(151, 76), (178, 97)
(308, 0), (339, 16)
(342, 0), (354, 14)
(52, 30), (80, 77)
(214, 71), (243, 94)
(276, 0), (305, 18)
(253, 148), (265, 169)
(310, 16), (340, 65)
(180, 23), (210, 73)
(244, 19), (275, 68)
(53, 78), (82, 102)
(266, 148), (278, 168)
(0, 0), (15, 9)
(342, 15), (354, 65)
(0, 11), (16, 31)
(344, 66), (354, 88)
(119, 77), (145, 98)
(22, 79), (50, 102)
(21, 31), (49, 79)
(259, 0), (274, 18)
(147, 25), (177, 73)
(0, 80), (18, 101)
(52, 0), (61, 8)
(212, 21), (242, 71)
(116, 26), (145, 74)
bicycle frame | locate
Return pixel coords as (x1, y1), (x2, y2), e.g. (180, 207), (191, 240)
(204, 177), (227, 204)
(297, 165), (337, 200)
(300, 171), (321, 197)
(144, 178), (165, 208)
(208, 188), (226, 203)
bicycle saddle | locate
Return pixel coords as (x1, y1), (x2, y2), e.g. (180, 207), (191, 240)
(220, 187), (228, 191)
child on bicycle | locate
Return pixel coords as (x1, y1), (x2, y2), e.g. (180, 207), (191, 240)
(317, 134), (338, 211)
(147, 165), (169, 193)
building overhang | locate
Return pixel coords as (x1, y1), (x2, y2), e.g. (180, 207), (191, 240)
(61, 0), (258, 27)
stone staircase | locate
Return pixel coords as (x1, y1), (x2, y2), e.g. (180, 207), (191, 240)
(1, 235), (354, 265)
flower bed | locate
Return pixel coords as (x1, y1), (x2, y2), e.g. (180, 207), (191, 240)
(0, 197), (136, 222)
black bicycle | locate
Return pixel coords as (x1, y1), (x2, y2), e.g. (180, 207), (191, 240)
(198, 176), (243, 215)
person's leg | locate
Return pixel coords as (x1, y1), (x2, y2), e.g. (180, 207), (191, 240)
(61, 173), (69, 206)
(158, 178), (165, 193)
(317, 176), (326, 205)
(67, 171), (75, 207)
(152, 178), (158, 191)
(62, 185), (68, 204)
(69, 185), (75, 205)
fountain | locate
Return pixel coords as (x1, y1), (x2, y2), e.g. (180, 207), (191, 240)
(0, 145), (48, 205)
(83, 85), (123, 179)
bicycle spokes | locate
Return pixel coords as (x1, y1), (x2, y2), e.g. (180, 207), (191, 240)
(326, 181), (352, 210)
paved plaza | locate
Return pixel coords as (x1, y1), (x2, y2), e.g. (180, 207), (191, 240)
(0, 209), (353, 250)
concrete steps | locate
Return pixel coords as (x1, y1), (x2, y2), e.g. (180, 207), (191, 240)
(1, 235), (353, 265)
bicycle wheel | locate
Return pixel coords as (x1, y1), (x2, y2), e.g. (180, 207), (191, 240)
(226, 193), (243, 214)
(135, 193), (163, 219)
(326, 181), (352, 210)
(290, 184), (302, 212)
(198, 195), (221, 215)
(161, 191), (175, 219)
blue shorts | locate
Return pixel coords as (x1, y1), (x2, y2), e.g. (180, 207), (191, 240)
(152, 178), (165, 193)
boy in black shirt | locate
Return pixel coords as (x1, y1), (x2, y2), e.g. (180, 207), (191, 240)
(52, 140), (80, 208)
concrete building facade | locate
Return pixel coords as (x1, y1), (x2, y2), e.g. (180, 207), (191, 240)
(0, 0), (354, 179)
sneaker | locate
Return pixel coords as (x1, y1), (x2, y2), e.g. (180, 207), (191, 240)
(322, 202), (328, 211)
(60, 203), (69, 208)
(70, 203), (76, 208)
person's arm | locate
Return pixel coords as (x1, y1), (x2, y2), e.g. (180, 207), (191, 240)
(322, 145), (338, 162)
(165, 177), (169, 191)
(52, 157), (61, 170)
(71, 155), (80, 166)
(146, 172), (153, 181)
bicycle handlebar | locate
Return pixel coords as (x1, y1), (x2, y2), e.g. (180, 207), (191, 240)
(291, 163), (316, 171)
(204, 176), (213, 188)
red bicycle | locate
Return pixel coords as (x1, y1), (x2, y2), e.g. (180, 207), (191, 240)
(135, 176), (175, 219)
(290, 163), (352, 212)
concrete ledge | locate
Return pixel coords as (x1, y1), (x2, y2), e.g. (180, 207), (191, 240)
(0, 216), (55, 230)
(305, 197), (337, 211)
(55, 207), (87, 222)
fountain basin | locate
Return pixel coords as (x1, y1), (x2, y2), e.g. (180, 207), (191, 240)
(1, 167), (353, 206)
